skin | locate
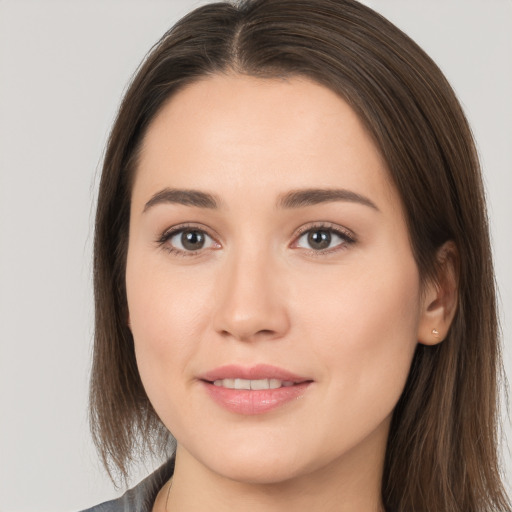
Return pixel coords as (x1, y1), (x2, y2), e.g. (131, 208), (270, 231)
(125, 74), (455, 512)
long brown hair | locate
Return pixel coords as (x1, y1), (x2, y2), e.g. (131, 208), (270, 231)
(90, 1), (510, 510)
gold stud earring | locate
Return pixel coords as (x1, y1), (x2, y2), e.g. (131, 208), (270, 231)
(432, 328), (440, 337)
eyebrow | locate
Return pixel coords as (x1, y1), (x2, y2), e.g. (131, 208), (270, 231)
(277, 188), (379, 211)
(143, 188), (220, 212)
(142, 187), (379, 213)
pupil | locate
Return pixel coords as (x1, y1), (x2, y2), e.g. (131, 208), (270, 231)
(182, 230), (205, 250)
(308, 230), (331, 250)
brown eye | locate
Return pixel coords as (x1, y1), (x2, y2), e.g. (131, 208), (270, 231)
(307, 230), (331, 250)
(295, 226), (353, 252)
(164, 228), (218, 253)
(181, 230), (206, 250)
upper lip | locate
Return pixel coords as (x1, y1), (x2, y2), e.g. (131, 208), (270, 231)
(199, 364), (312, 383)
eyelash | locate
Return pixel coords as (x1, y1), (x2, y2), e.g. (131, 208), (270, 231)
(293, 222), (356, 256)
(156, 223), (219, 257)
(156, 222), (356, 257)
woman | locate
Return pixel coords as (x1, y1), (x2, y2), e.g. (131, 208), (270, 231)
(85, 0), (511, 510)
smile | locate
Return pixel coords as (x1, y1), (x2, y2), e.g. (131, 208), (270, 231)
(212, 378), (295, 389)
(199, 364), (313, 415)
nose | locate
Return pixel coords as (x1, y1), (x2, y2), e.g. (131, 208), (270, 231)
(212, 249), (291, 343)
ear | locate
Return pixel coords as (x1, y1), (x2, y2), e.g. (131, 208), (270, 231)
(417, 241), (459, 346)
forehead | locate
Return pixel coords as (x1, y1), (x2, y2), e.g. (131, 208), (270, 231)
(134, 73), (399, 213)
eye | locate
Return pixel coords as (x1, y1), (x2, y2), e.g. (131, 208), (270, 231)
(159, 226), (219, 255)
(294, 225), (355, 252)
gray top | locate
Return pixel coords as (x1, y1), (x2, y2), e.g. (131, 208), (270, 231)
(80, 458), (175, 512)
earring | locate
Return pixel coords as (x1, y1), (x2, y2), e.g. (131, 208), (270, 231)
(432, 328), (440, 338)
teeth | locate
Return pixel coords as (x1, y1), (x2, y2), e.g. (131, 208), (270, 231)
(212, 378), (296, 389)
(252, 378), (273, 390)
(235, 378), (251, 390)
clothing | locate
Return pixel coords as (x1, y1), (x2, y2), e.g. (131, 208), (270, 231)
(80, 457), (175, 512)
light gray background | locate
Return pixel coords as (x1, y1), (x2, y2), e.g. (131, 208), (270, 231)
(0, 1), (511, 510)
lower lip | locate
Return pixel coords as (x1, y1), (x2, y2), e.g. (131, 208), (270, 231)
(202, 381), (312, 415)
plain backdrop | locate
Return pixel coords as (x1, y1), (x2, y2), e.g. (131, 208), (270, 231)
(0, 1), (511, 510)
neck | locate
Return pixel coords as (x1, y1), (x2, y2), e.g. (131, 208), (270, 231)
(158, 424), (388, 512)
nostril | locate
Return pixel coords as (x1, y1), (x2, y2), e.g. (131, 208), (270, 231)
(256, 329), (277, 336)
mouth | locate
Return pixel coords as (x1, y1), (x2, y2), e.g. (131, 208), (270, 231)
(210, 378), (297, 390)
(199, 363), (311, 383)
(198, 364), (313, 415)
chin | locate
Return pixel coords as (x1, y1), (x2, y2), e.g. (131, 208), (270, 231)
(180, 435), (329, 486)
(211, 455), (309, 485)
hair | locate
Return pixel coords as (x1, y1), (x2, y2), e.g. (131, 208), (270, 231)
(89, 1), (510, 510)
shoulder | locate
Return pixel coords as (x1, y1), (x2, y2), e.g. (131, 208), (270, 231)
(79, 458), (175, 512)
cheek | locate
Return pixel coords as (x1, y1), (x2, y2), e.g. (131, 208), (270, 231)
(125, 253), (214, 416)
(294, 252), (421, 419)
(127, 249), (213, 341)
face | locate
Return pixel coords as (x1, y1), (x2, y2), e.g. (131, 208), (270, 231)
(126, 74), (426, 484)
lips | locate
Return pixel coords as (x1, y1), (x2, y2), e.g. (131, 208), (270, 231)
(199, 363), (311, 383)
(198, 364), (313, 415)
(212, 378), (295, 389)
